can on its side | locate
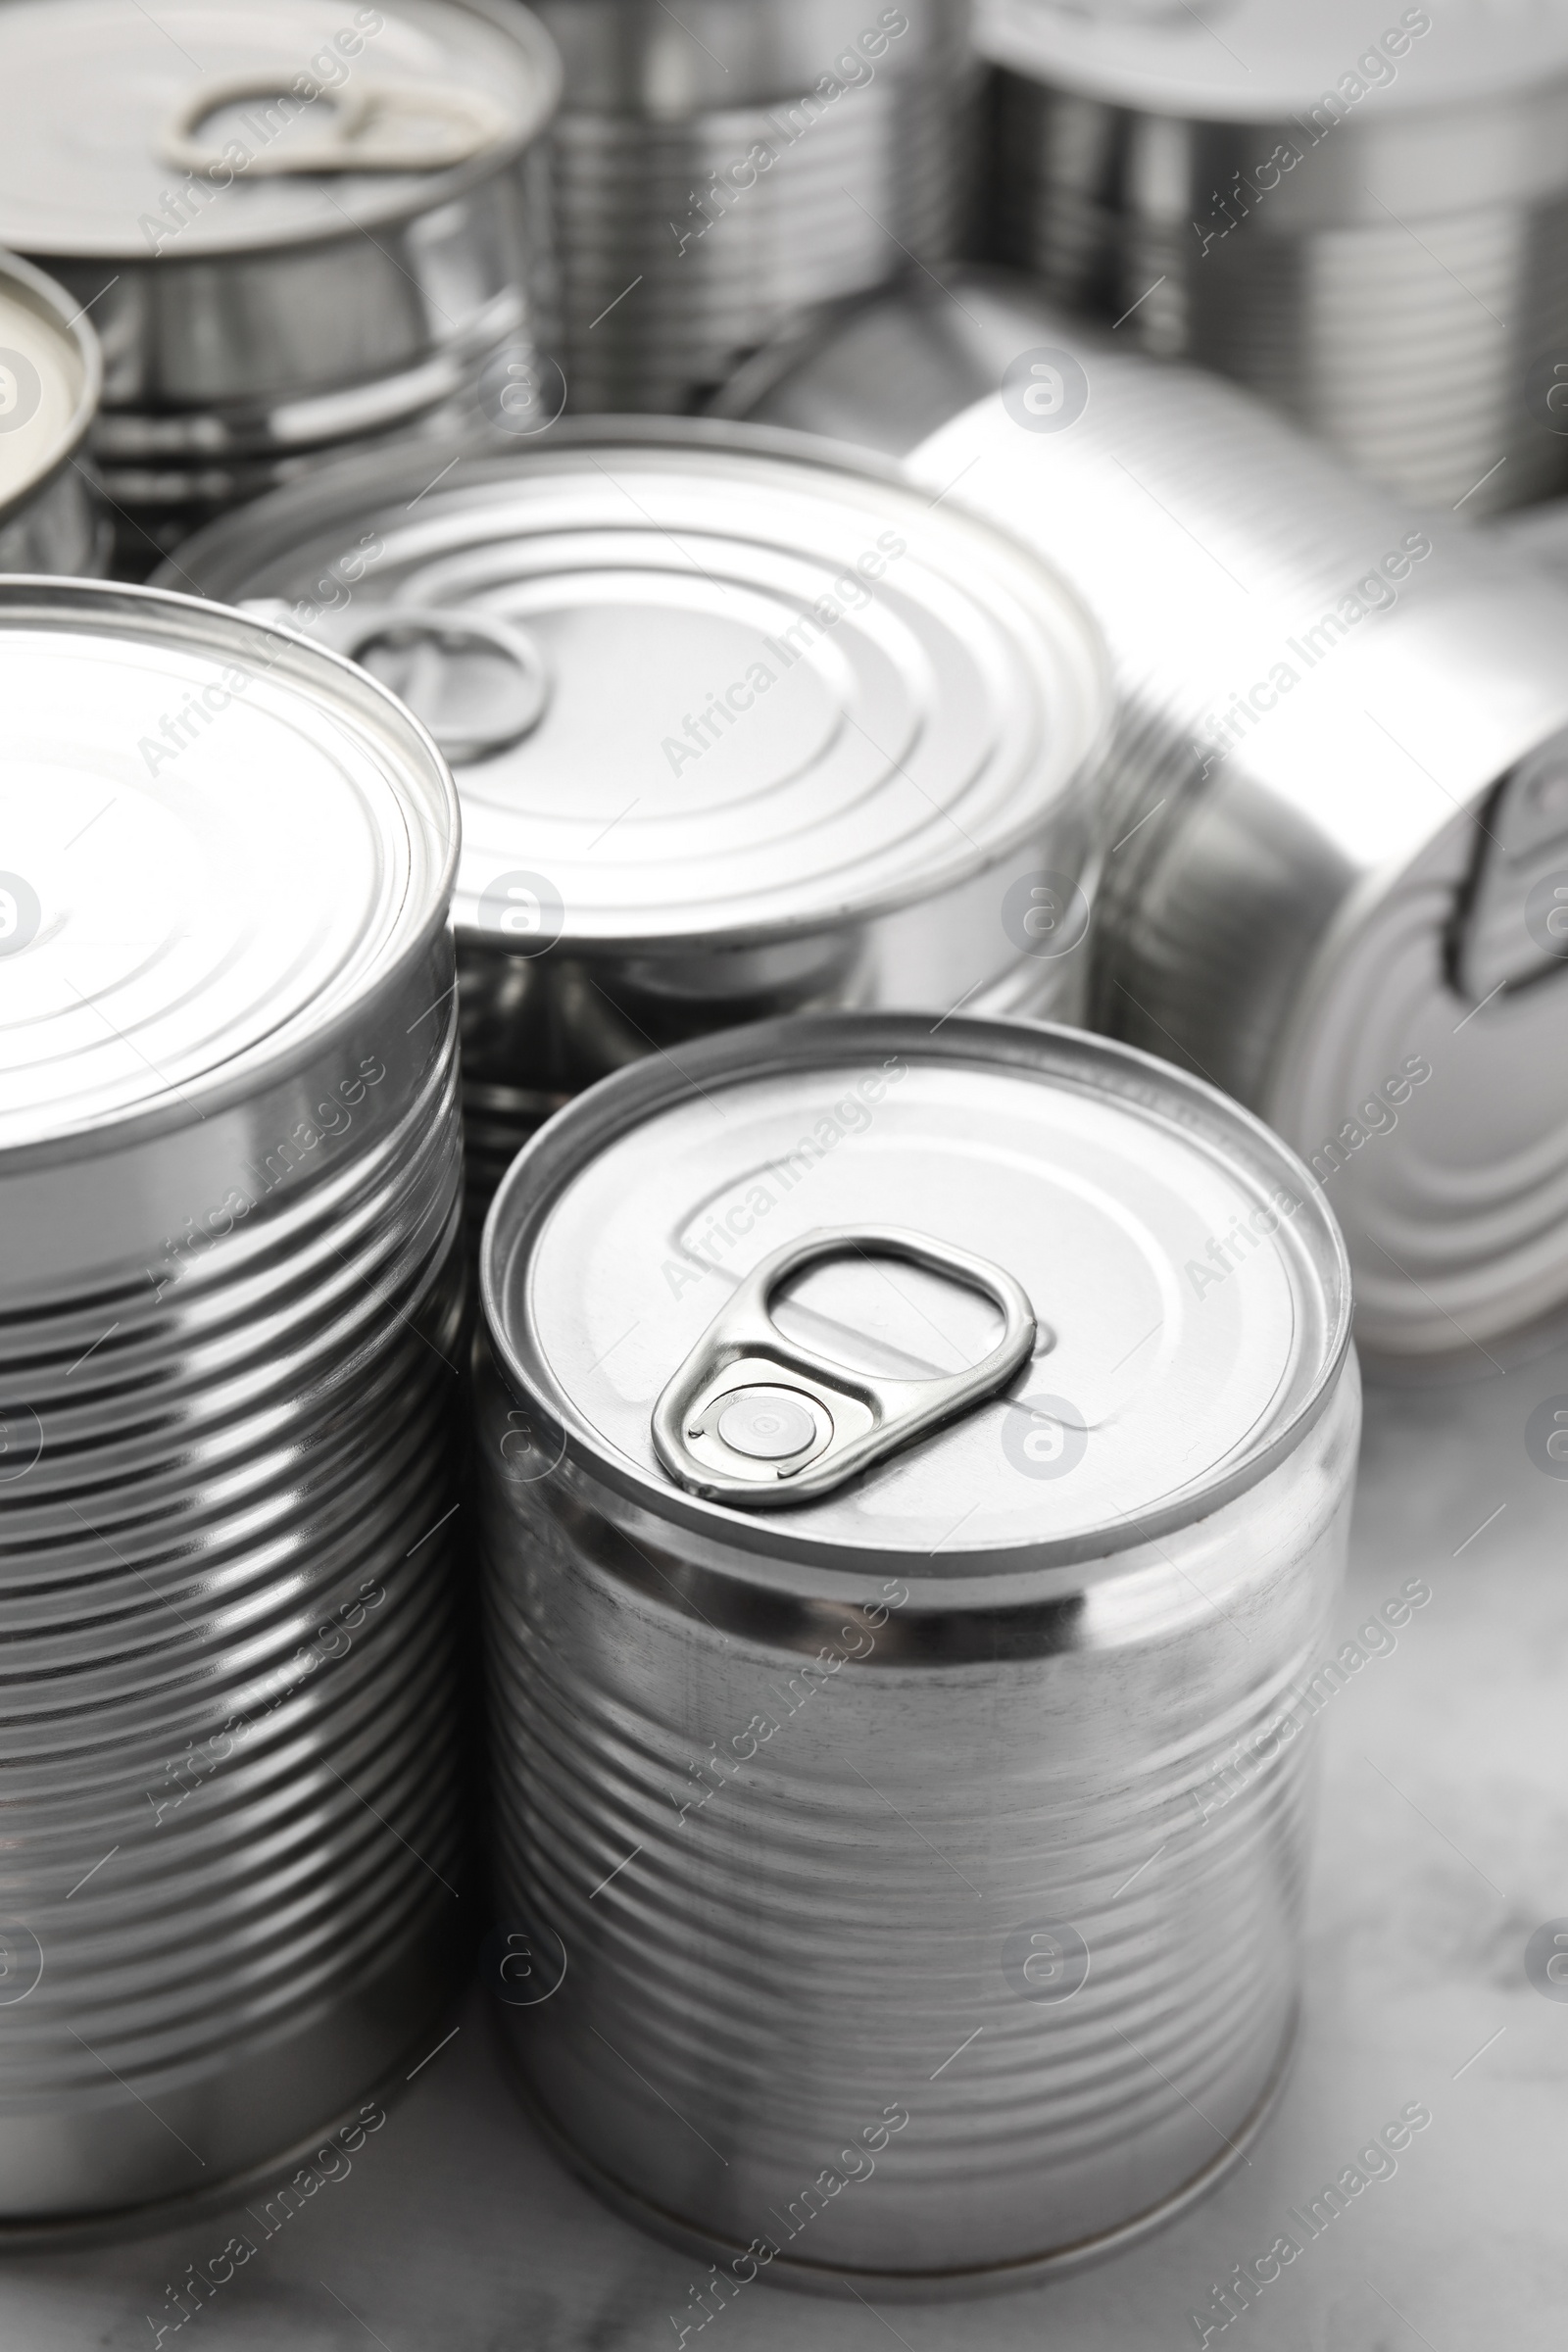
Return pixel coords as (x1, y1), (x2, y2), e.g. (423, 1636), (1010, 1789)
(0, 0), (562, 566)
(162, 418), (1113, 1236)
(530, 0), (977, 416)
(0, 249), (109, 575)
(721, 271), (1568, 1367)
(978, 0), (1568, 514)
(475, 1012), (1359, 2294)
(0, 581), (466, 2230)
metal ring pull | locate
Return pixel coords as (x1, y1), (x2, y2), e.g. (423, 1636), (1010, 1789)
(342, 608), (552, 765)
(158, 74), (511, 178)
(652, 1226), (1036, 1508)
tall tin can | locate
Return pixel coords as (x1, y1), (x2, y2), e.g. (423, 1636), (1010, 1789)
(475, 1012), (1359, 2293)
(529, 0), (976, 416)
(0, 249), (110, 575)
(979, 0), (1568, 514)
(722, 272), (1568, 1368)
(162, 419), (1112, 1234)
(0, 0), (561, 567)
(0, 580), (466, 2229)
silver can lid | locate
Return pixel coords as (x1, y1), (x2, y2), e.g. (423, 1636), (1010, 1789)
(0, 251), (98, 523)
(980, 0), (1568, 119)
(0, 580), (457, 1155)
(0, 0), (560, 260)
(483, 1016), (1351, 1572)
(166, 424), (1110, 953)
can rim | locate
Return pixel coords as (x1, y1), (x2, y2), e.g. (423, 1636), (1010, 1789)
(0, 0), (563, 264)
(163, 415), (1116, 955)
(0, 576), (461, 1171)
(480, 1012), (1355, 1580)
(0, 249), (103, 523)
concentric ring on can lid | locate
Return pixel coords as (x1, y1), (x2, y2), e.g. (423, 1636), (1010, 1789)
(0, 251), (100, 524)
(164, 420), (1111, 952)
(979, 0), (1568, 117)
(0, 0), (561, 258)
(482, 1014), (1352, 1575)
(0, 579), (458, 1155)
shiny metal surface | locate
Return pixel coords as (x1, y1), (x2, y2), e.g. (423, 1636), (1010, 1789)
(476, 1012), (1358, 2288)
(161, 419), (1112, 1233)
(723, 271), (1568, 1364)
(530, 0), (975, 415)
(0, 580), (466, 2223)
(978, 0), (1568, 514)
(0, 0), (561, 557)
(0, 250), (110, 575)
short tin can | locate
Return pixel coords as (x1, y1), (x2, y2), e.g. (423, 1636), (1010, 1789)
(0, 0), (562, 565)
(979, 0), (1568, 514)
(725, 270), (1568, 1367)
(530, 0), (976, 415)
(475, 1011), (1359, 2294)
(0, 249), (110, 576)
(0, 579), (466, 2229)
(163, 418), (1112, 1234)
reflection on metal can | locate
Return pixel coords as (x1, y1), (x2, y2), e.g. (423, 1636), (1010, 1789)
(163, 418), (1113, 1238)
(0, 0), (562, 566)
(980, 0), (1568, 514)
(476, 1011), (1357, 2291)
(0, 580), (466, 2225)
(0, 250), (109, 575)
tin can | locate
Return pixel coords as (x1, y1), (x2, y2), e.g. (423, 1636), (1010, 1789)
(978, 0), (1568, 514)
(161, 418), (1112, 1236)
(529, 0), (977, 415)
(0, 579), (466, 2228)
(475, 1011), (1358, 2293)
(0, 250), (110, 575)
(724, 271), (1568, 1366)
(0, 0), (561, 566)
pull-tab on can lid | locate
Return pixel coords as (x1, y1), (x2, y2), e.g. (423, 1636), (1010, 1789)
(0, 580), (457, 1154)
(483, 1014), (1351, 1573)
(167, 423), (1110, 955)
(0, 0), (560, 259)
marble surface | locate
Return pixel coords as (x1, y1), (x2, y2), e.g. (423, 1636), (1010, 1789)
(8, 1339), (1567, 2350)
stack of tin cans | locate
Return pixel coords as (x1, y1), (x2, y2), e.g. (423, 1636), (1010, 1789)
(530, 0), (978, 414)
(0, 0), (561, 566)
(723, 269), (1568, 1369)
(979, 0), (1568, 513)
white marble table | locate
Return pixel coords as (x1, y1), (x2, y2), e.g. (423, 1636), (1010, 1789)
(9, 1341), (1566, 2350)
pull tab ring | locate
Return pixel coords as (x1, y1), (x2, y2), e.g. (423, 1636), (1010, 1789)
(652, 1225), (1036, 1508)
(342, 608), (552, 765)
(158, 74), (510, 178)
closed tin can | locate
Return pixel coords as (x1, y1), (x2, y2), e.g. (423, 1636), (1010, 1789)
(0, 250), (110, 576)
(979, 0), (1568, 514)
(0, 580), (466, 2228)
(0, 0), (561, 565)
(162, 419), (1111, 1234)
(529, 0), (977, 415)
(476, 1011), (1358, 2293)
(724, 272), (1568, 1366)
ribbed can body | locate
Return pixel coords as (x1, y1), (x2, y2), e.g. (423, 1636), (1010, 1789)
(0, 939), (468, 2223)
(535, 0), (977, 414)
(986, 60), (1568, 514)
(476, 1326), (1359, 2288)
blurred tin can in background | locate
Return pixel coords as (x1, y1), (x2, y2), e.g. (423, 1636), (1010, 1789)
(979, 0), (1568, 514)
(723, 271), (1568, 1367)
(475, 1012), (1358, 2292)
(0, 581), (466, 2227)
(0, 0), (562, 569)
(164, 419), (1111, 1233)
(528, 0), (977, 415)
(0, 249), (110, 575)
